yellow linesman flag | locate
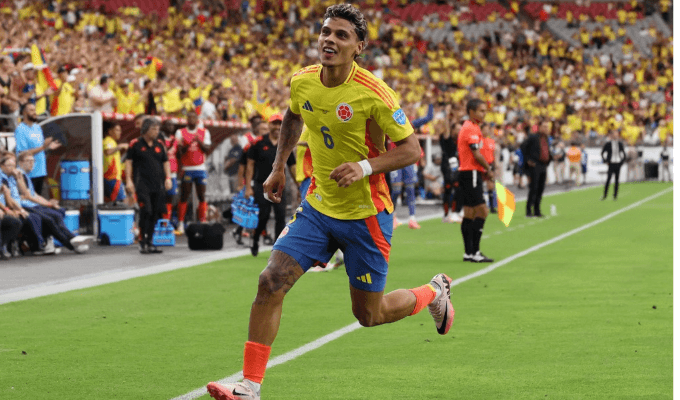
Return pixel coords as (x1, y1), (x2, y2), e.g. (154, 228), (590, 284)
(495, 181), (515, 227)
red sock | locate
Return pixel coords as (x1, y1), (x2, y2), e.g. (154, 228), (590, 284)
(177, 202), (188, 223)
(243, 341), (271, 384)
(164, 203), (172, 220)
(197, 201), (208, 222)
(408, 284), (437, 316)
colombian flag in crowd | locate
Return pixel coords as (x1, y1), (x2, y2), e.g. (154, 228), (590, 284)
(135, 56), (163, 81)
(495, 181), (515, 227)
(30, 44), (58, 115)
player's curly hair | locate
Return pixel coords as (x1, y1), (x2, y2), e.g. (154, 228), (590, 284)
(324, 4), (368, 44)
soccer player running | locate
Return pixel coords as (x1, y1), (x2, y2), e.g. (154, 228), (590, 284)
(457, 99), (494, 263)
(175, 110), (211, 234)
(207, 5), (454, 400)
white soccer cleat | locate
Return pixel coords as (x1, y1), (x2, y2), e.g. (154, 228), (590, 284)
(449, 213), (463, 224)
(207, 381), (260, 400)
(175, 222), (185, 235)
(74, 244), (89, 254)
(427, 273), (455, 335)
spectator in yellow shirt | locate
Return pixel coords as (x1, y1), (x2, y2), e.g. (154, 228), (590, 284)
(53, 66), (77, 116)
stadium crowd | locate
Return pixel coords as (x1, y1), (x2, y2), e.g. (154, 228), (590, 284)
(0, 0), (673, 255)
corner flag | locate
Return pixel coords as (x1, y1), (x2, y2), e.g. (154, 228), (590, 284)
(494, 181), (515, 227)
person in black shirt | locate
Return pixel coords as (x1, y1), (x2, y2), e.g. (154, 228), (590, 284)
(440, 121), (462, 223)
(231, 117), (268, 245)
(245, 116), (297, 257)
(521, 121), (553, 217)
(600, 130), (627, 200)
(125, 118), (172, 254)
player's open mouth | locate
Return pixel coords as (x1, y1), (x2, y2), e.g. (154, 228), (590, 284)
(323, 47), (337, 57)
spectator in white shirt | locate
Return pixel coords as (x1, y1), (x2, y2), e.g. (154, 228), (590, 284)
(199, 89), (218, 121)
(88, 75), (116, 112)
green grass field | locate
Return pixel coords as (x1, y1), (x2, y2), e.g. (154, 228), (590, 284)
(0, 182), (672, 400)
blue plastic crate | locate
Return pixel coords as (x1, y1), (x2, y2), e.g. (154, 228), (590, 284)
(152, 219), (176, 247)
(55, 210), (80, 247)
(98, 209), (135, 246)
(231, 196), (258, 229)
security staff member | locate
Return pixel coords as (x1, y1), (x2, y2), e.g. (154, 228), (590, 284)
(601, 129), (627, 200)
(245, 115), (297, 257)
(125, 118), (172, 254)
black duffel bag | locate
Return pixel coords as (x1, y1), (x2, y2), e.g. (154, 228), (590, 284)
(186, 223), (226, 250)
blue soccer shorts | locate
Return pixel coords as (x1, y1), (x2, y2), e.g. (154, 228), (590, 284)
(273, 199), (393, 292)
(389, 164), (418, 185)
(182, 170), (207, 186)
(104, 179), (126, 202)
(166, 176), (178, 196)
(299, 177), (311, 199)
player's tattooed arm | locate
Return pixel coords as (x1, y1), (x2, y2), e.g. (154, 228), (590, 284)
(272, 108), (304, 172)
(256, 250), (305, 301)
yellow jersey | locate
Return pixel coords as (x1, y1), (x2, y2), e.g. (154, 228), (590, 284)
(103, 136), (122, 181)
(295, 127), (312, 183)
(289, 62), (414, 220)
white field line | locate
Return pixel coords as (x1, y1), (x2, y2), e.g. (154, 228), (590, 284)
(0, 184), (595, 305)
(171, 186), (672, 400)
(0, 248), (259, 305)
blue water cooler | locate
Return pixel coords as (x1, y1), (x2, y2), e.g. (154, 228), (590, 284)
(60, 160), (90, 200)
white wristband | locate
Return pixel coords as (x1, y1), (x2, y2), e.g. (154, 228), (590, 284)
(358, 160), (373, 178)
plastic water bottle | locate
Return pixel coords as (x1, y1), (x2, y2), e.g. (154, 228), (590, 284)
(550, 204), (557, 216)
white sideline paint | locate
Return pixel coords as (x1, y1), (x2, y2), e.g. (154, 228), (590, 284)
(0, 248), (258, 305)
(0, 184), (595, 305)
(170, 187), (672, 400)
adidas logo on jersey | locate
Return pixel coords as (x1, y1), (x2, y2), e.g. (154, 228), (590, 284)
(302, 101), (314, 112)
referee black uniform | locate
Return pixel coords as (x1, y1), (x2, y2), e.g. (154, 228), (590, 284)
(246, 133), (296, 256)
(601, 131), (627, 200)
(126, 122), (169, 253)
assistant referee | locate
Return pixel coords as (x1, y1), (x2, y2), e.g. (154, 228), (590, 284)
(457, 99), (494, 263)
(245, 115), (297, 257)
(125, 118), (172, 254)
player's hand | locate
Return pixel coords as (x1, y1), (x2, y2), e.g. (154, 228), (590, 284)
(330, 162), (364, 188)
(245, 187), (254, 199)
(49, 199), (59, 209)
(486, 170), (494, 181)
(263, 169), (286, 203)
(527, 160), (536, 167)
(125, 181), (135, 195)
(164, 178), (172, 191)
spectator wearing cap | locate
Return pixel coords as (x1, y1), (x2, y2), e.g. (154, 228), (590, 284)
(244, 114), (297, 257)
(20, 63), (51, 115)
(88, 75), (116, 112)
(15, 103), (61, 196)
